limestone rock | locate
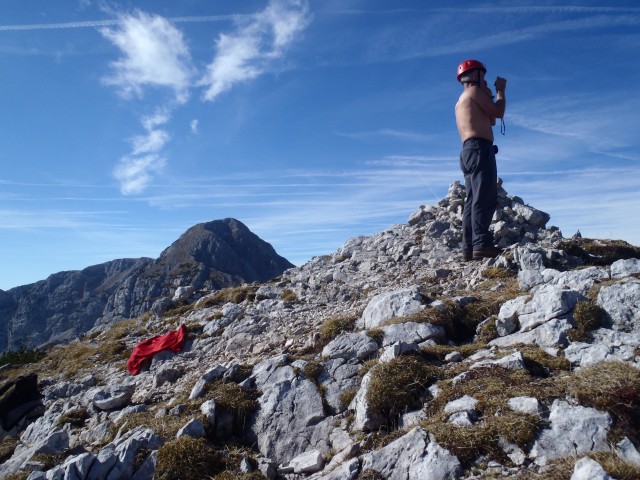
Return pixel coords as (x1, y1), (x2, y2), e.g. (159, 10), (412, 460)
(597, 279), (640, 331)
(90, 383), (136, 411)
(289, 449), (324, 474)
(530, 400), (611, 465)
(359, 286), (424, 329)
(571, 457), (611, 480)
(360, 427), (461, 480)
(321, 332), (378, 360)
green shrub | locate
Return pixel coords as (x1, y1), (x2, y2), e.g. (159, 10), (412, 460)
(0, 347), (46, 366)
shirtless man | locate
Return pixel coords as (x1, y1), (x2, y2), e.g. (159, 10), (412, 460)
(455, 59), (507, 260)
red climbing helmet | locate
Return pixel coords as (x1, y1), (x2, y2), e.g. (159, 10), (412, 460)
(457, 59), (486, 82)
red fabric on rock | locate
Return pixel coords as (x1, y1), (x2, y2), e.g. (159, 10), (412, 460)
(126, 324), (187, 375)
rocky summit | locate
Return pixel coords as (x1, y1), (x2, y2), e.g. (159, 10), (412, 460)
(1, 180), (640, 480)
(0, 218), (294, 353)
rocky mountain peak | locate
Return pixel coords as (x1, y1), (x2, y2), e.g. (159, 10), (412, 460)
(157, 218), (293, 283)
(0, 218), (293, 353)
(1, 181), (640, 480)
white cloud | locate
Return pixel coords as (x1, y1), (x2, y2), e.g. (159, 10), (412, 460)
(190, 119), (199, 133)
(100, 10), (193, 103)
(114, 108), (172, 194)
(113, 154), (166, 195)
(337, 128), (436, 143)
(131, 129), (170, 155)
(200, 0), (311, 101)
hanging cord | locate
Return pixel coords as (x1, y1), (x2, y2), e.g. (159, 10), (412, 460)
(500, 117), (506, 135)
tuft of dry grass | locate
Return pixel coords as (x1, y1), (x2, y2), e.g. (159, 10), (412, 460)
(423, 411), (540, 466)
(366, 355), (440, 428)
(558, 238), (640, 266)
(0, 435), (19, 464)
(359, 469), (386, 480)
(504, 344), (571, 377)
(212, 472), (266, 480)
(41, 342), (99, 379)
(199, 285), (258, 308)
(155, 436), (223, 480)
(115, 410), (195, 441)
(399, 295), (509, 344)
(303, 361), (324, 384)
(319, 314), (358, 344)
(279, 288), (298, 302)
(430, 365), (536, 415)
(518, 452), (640, 480)
(482, 267), (517, 279)
(366, 328), (385, 346)
(202, 381), (260, 432)
(589, 452), (640, 480)
(567, 361), (640, 443)
(568, 300), (605, 342)
(58, 407), (90, 428)
(475, 316), (498, 344)
(339, 389), (358, 410)
(4, 472), (31, 480)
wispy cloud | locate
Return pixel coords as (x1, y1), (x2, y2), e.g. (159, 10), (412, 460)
(0, 15), (239, 32)
(96, 2), (311, 196)
(336, 128), (436, 143)
(351, 7), (640, 63)
(100, 10), (194, 103)
(508, 92), (640, 155)
(113, 108), (171, 195)
(200, 0), (311, 101)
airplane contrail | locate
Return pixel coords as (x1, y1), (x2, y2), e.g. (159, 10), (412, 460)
(0, 14), (241, 32)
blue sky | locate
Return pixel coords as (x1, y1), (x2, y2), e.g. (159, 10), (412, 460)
(1, 1), (639, 290)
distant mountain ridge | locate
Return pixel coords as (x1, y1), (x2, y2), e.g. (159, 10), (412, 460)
(0, 218), (294, 352)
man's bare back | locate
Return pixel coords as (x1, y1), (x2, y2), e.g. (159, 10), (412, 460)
(455, 75), (506, 143)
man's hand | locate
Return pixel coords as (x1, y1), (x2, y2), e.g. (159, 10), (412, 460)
(494, 76), (507, 93)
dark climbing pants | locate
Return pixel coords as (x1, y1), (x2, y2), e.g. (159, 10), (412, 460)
(459, 137), (497, 253)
